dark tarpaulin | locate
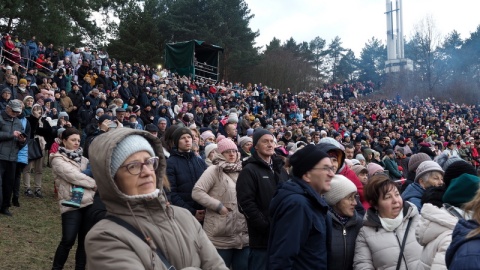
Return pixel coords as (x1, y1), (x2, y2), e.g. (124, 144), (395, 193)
(164, 40), (223, 79)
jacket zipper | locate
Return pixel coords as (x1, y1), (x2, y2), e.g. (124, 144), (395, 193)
(343, 227), (347, 270)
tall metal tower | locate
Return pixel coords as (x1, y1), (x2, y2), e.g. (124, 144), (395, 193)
(385, 0), (412, 73)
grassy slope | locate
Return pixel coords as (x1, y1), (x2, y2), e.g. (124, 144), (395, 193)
(0, 165), (76, 269)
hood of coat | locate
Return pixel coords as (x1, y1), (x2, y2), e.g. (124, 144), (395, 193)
(401, 182), (424, 201)
(446, 218), (480, 267)
(415, 203), (458, 246)
(363, 201), (418, 228)
(317, 143), (345, 173)
(89, 128), (167, 214)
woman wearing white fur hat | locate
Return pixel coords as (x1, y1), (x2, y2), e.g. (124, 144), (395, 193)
(324, 175), (363, 270)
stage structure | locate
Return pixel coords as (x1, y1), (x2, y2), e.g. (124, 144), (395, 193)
(384, 0), (413, 73)
(165, 40), (224, 81)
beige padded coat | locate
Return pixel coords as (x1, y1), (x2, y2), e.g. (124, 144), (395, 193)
(192, 160), (249, 249)
(353, 202), (422, 270)
(85, 128), (228, 270)
(50, 152), (96, 214)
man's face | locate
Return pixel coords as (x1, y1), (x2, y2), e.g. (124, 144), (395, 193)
(116, 112), (126, 122)
(5, 106), (20, 118)
(177, 134), (192, 152)
(9, 75), (17, 85)
(225, 124), (237, 138)
(254, 134), (275, 158)
(158, 121), (167, 131)
(345, 147), (354, 159)
(304, 157), (334, 194)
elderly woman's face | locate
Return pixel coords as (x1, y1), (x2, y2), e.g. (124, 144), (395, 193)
(333, 192), (358, 217)
(377, 185), (403, 219)
(115, 151), (157, 196)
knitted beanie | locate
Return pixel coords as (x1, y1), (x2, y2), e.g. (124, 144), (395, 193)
(58, 111), (69, 120)
(247, 128), (254, 136)
(172, 127), (193, 147)
(289, 145), (329, 178)
(356, 154), (365, 161)
(19, 78), (28, 85)
(238, 136), (253, 148)
(414, 161), (444, 183)
(96, 108), (104, 115)
(442, 156), (463, 171)
(324, 175), (358, 206)
(252, 129), (273, 147)
(350, 159), (361, 166)
(443, 160), (477, 188)
(227, 113), (239, 124)
(408, 153), (431, 172)
(204, 143), (218, 158)
(352, 165), (368, 176)
(216, 135), (237, 154)
(111, 135), (155, 176)
(200, 130), (215, 142)
(367, 163), (384, 177)
(443, 174), (480, 207)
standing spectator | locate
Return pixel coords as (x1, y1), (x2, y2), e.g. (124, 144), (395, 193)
(50, 128), (96, 269)
(354, 174), (421, 270)
(402, 161), (444, 212)
(0, 100), (27, 216)
(268, 145), (333, 269)
(325, 175), (363, 270)
(166, 127), (207, 221)
(383, 149), (403, 179)
(236, 129), (289, 270)
(192, 136), (249, 269)
(446, 187), (480, 269)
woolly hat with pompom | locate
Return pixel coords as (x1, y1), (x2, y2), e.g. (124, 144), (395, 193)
(216, 135), (238, 154)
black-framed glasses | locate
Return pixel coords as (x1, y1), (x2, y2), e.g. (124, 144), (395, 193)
(119, 157), (159, 175)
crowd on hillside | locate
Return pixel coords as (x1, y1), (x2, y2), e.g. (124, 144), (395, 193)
(1, 35), (480, 269)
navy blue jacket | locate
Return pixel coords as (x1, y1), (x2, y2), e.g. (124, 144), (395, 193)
(328, 210), (363, 270)
(267, 177), (330, 270)
(446, 218), (480, 269)
(401, 182), (424, 212)
(166, 149), (207, 215)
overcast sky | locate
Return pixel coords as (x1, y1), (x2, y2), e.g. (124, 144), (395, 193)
(244, 0), (479, 56)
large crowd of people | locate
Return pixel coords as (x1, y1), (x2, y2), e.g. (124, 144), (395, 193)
(1, 35), (480, 269)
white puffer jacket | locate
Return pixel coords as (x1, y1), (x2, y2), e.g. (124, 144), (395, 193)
(354, 202), (422, 270)
(415, 203), (459, 270)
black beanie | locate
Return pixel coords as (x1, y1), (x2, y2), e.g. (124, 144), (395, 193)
(443, 160), (477, 188)
(289, 145), (329, 178)
(172, 127), (193, 147)
(252, 129), (273, 147)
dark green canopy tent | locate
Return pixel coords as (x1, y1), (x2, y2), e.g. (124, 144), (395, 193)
(164, 40), (224, 81)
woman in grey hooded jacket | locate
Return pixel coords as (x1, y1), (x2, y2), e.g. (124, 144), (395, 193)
(85, 128), (227, 270)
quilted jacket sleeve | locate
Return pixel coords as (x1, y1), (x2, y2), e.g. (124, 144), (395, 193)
(51, 155), (96, 189)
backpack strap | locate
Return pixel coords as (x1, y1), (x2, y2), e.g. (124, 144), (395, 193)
(443, 203), (464, 219)
(105, 215), (175, 270)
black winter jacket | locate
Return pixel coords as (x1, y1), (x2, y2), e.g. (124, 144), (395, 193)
(167, 149), (207, 215)
(236, 152), (289, 249)
(328, 210), (363, 270)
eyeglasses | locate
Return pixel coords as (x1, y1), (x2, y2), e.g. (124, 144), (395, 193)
(346, 194), (360, 202)
(311, 166), (336, 173)
(223, 149), (238, 155)
(119, 157), (159, 175)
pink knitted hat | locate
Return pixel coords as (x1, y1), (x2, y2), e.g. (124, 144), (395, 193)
(216, 135), (238, 154)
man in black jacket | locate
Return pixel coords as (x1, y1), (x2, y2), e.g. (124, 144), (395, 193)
(236, 129), (289, 270)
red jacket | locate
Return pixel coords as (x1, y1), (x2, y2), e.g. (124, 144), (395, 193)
(340, 165), (370, 210)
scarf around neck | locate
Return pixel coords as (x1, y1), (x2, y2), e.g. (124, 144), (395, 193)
(212, 153), (242, 173)
(59, 146), (83, 164)
(379, 211), (404, 232)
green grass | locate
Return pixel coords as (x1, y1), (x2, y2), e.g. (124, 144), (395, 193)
(0, 165), (76, 269)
